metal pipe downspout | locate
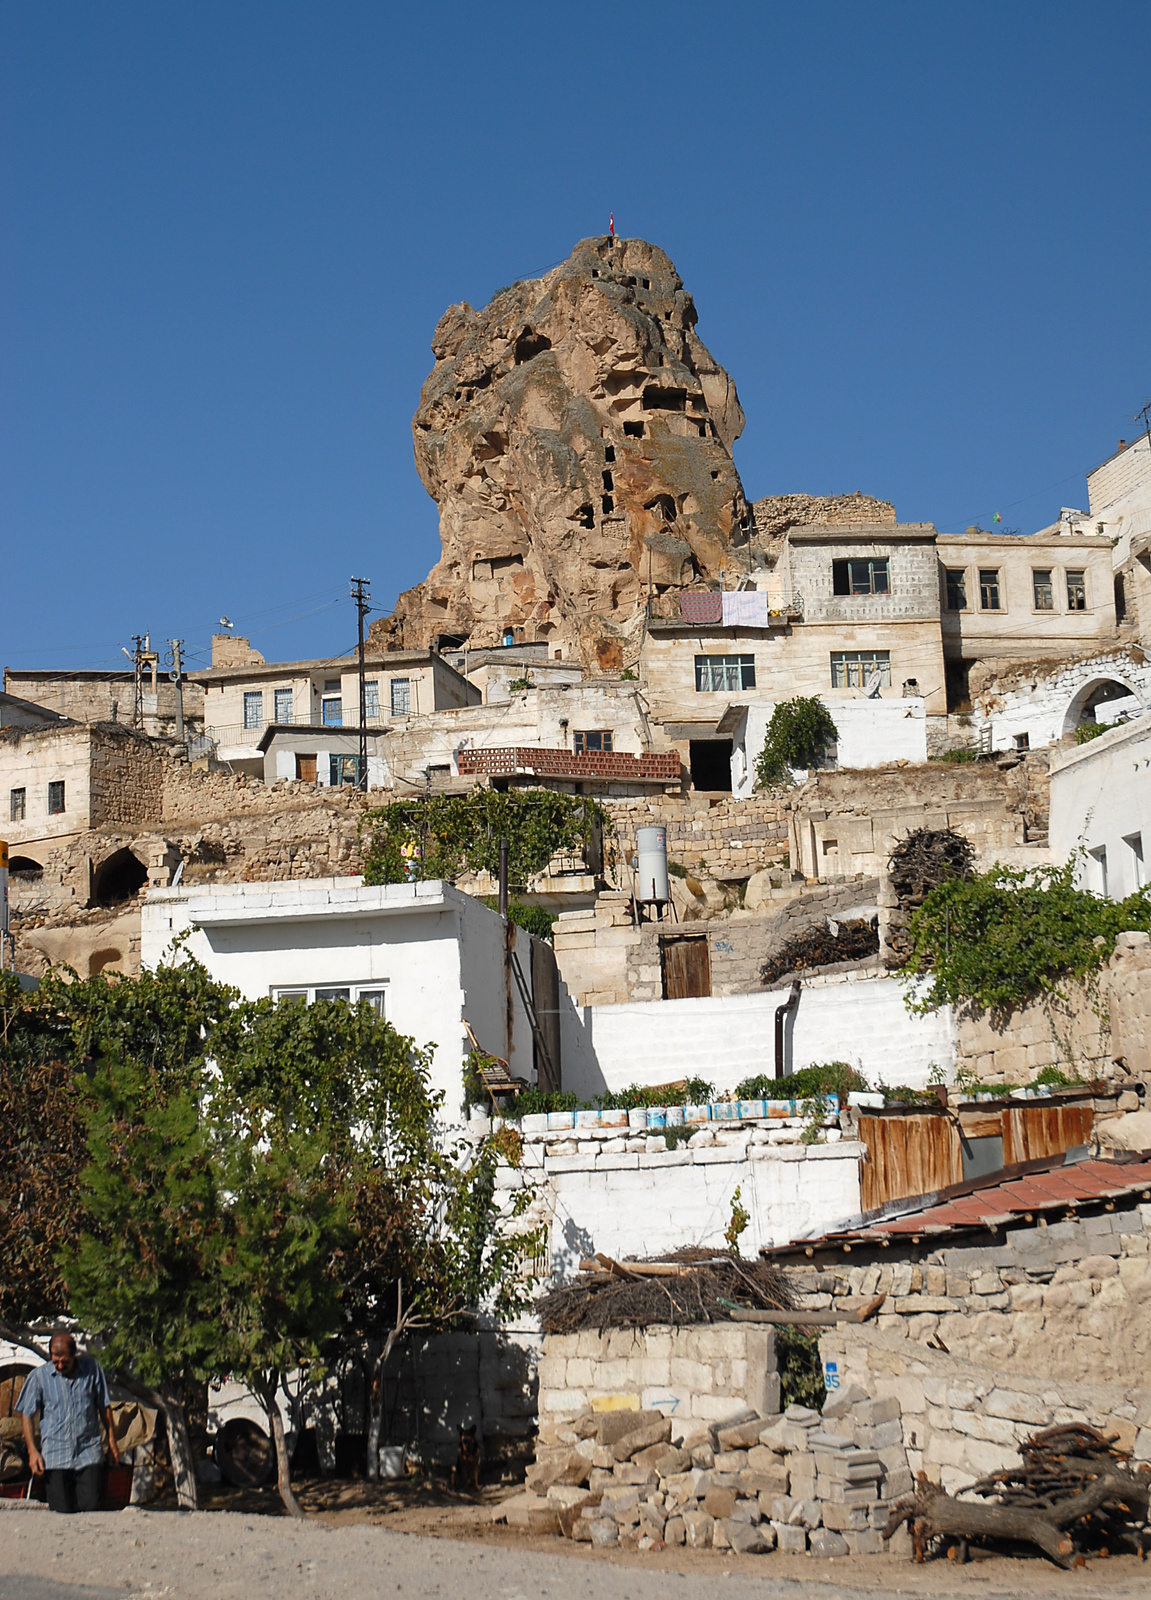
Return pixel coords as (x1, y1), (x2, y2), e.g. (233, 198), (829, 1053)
(774, 980), (801, 1080)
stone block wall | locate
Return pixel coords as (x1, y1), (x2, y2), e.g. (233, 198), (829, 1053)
(953, 982), (1111, 1084)
(1107, 932), (1151, 1076)
(820, 1322), (1151, 1499)
(553, 880), (880, 1007)
(88, 727), (165, 829)
(603, 792), (792, 884)
(537, 1324), (779, 1424)
(783, 1195), (1151, 1390)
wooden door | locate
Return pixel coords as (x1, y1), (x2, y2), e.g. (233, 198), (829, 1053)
(661, 935), (711, 999)
(295, 754), (317, 782)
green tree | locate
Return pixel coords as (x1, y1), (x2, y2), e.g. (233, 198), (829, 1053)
(902, 859), (1151, 1016)
(754, 697), (839, 789)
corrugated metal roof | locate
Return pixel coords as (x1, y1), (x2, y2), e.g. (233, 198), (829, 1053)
(765, 1156), (1151, 1256)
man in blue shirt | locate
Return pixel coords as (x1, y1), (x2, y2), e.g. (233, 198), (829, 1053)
(16, 1331), (120, 1513)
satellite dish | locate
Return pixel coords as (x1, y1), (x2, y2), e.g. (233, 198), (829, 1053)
(864, 671), (883, 699)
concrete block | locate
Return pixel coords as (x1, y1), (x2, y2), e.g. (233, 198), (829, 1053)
(590, 1518), (618, 1546)
(821, 1502), (871, 1530)
(855, 1420), (904, 1450)
(854, 1396), (900, 1426)
(714, 1449), (749, 1473)
(845, 1529), (887, 1555)
(774, 1521), (807, 1553)
(809, 1528), (849, 1558)
(664, 1514), (686, 1545)
(788, 1497), (821, 1528)
(725, 1519), (772, 1554)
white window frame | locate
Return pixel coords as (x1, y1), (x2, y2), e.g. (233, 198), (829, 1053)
(243, 690), (264, 729)
(1123, 832), (1145, 890)
(694, 654), (755, 692)
(273, 687), (294, 724)
(364, 680), (380, 720)
(390, 678), (411, 715)
(272, 982), (387, 1017)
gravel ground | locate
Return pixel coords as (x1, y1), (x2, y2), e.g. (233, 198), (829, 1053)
(2, 1503), (1149, 1600)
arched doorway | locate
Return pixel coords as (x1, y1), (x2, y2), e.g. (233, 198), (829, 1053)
(91, 847), (148, 907)
(1062, 677), (1143, 734)
(8, 856), (44, 878)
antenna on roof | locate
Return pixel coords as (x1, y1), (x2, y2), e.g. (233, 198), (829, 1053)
(1135, 400), (1151, 452)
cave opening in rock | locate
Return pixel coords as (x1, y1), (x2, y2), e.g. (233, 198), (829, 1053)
(91, 848), (148, 908)
(578, 505), (595, 529)
(514, 328), (552, 364)
(602, 471), (613, 491)
(602, 495), (614, 514)
(623, 421), (644, 438)
(604, 445), (615, 463)
(643, 386), (687, 411)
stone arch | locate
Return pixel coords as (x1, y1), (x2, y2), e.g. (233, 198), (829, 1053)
(90, 845), (149, 908)
(8, 854), (44, 878)
(1061, 675), (1144, 734)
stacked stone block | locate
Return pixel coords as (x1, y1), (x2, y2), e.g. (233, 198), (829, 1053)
(502, 1391), (913, 1559)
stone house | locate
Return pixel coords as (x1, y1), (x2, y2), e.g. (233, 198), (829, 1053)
(1083, 431), (1151, 641)
(3, 667), (205, 740)
(192, 633), (479, 777)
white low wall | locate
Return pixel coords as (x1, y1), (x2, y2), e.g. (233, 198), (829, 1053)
(558, 973), (954, 1100)
(494, 1122), (866, 1276)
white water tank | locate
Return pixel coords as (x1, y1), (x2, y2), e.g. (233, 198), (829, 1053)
(635, 825), (669, 904)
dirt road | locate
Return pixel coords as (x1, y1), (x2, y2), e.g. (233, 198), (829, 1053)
(3, 1503), (1149, 1600)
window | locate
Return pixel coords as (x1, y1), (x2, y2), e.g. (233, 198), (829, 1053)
(979, 569), (1001, 610)
(364, 680), (380, 720)
(329, 755), (361, 787)
(9, 788), (25, 822)
(324, 678), (341, 693)
(47, 781), (65, 815)
(321, 695), (343, 726)
(1088, 845), (1109, 899)
(830, 650), (891, 689)
(390, 678), (411, 715)
(945, 570), (968, 611)
(272, 982), (386, 1013)
(1032, 570), (1054, 610)
(1066, 570), (1087, 611)
(694, 654), (756, 692)
(243, 690), (263, 729)
(273, 687), (293, 724)
(1124, 833), (1145, 890)
(574, 731), (613, 753)
(832, 558), (889, 596)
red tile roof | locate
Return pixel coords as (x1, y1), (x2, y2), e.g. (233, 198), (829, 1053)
(766, 1158), (1151, 1255)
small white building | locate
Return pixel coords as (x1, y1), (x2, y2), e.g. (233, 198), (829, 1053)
(1048, 715), (1151, 899)
(141, 878), (549, 1117)
(719, 695), (928, 796)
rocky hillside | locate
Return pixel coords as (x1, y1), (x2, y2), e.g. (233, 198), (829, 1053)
(373, 236), (751, 672)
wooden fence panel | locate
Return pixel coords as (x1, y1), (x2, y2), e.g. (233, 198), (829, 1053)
(859, 1115), (961, 1211)
(1002, 1103), (1095, 1166)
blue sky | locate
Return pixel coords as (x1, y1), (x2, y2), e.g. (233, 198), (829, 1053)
(5, 2), (1151, 672)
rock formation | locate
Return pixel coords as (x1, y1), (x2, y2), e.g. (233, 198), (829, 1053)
(373, 236), (752, 672)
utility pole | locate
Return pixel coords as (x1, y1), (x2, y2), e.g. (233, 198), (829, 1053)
(350, 577), (371, 792)
(128, 636), (146, 727)
(167, 639), (186, 743)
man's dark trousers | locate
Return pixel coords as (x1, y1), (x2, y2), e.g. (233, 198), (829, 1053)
(44, 1464), (102, 1513)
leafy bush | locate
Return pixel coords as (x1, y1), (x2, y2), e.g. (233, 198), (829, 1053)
(931, 747), (980, 763)
(902, 859), (1151, 1015)
(777, 1325), (825, 1409)
(734, 1062), (868, 1101)
(754, 697), (838, 789)
(482, 898), (557, 942)
(1073, 719), (1110, 744)
(361, 789), (612, 889)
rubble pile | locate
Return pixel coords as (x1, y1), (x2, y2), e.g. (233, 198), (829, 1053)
(497, 1387), (913, 1558)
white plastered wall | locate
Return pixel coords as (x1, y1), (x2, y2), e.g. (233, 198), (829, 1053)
(558, 973), (954, 1100)
(140, 879), (537, 1120)
(1049, 716), (1151, 899)
(729, 697), (928, 796)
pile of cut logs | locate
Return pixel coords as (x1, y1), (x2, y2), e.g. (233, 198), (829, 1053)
(885, 1424), (1151, 1567)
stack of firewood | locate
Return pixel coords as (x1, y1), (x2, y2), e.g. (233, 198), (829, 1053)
(885, 1424), (1151, 1567)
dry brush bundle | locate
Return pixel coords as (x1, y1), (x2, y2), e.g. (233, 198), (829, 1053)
(538, 1249), (793, 1335)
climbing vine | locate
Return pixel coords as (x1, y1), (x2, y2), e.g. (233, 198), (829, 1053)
(902, 859), (1151, 1016)
(753, 697), (838, 789)
(360, 789), (613, 889)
